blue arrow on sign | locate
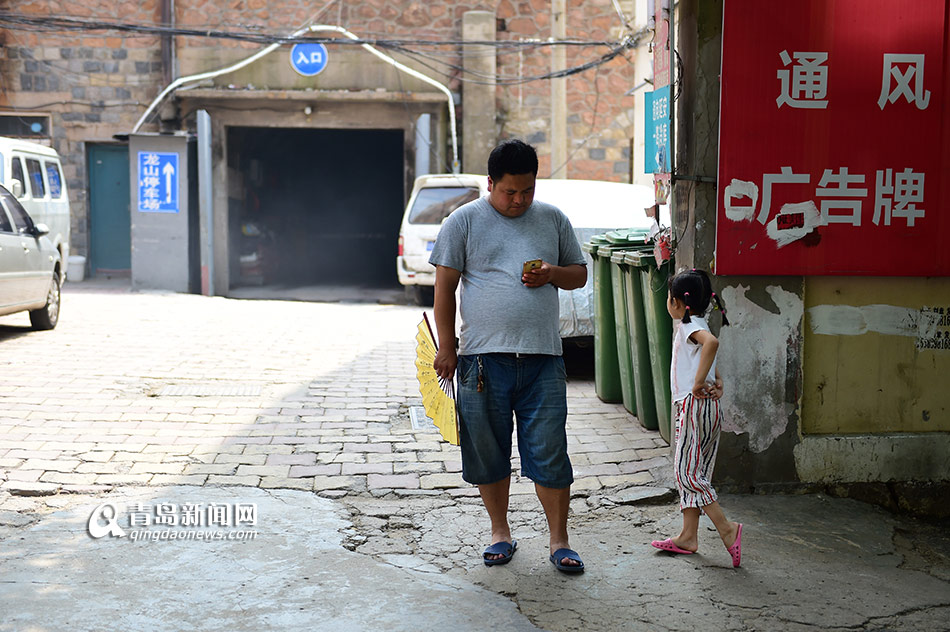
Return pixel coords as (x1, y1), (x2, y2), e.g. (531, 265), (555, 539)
(290, 43), (329, 77)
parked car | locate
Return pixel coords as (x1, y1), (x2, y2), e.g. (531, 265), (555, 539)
(0, 183), (62, 329)
(396, 174), (661, 339)
(0, 136), (71, 278)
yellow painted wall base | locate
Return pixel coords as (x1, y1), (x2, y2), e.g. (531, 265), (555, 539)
(803, 277), (950, 434)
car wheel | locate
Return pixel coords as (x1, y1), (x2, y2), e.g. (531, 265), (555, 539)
(29, 269), (61, 331)
(406, 285), (434, 307)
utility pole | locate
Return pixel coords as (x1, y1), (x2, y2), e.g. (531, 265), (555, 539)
(551, 0), (567, 178)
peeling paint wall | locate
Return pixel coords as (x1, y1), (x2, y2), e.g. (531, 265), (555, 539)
(718, 285), (803, 452)
(802, 277), (950, 434)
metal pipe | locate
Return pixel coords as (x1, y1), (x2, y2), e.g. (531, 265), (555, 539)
(131, 24), (460, 173)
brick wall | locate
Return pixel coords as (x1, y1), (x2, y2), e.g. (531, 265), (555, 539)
(1, 0), (638, 255)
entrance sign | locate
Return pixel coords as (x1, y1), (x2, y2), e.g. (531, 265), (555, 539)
(716, 0), (949, 275)
(137, 151), (178, 213)
(290, 43), (329, 77)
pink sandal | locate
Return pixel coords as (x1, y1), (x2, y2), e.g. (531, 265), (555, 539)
(651, 538), (695, 555)
(726, 523), (743, 567)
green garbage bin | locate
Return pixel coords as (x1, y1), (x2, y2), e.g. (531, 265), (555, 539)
(621, 251), (658, 431)
(583, 237), (621, 403)
(629, 251), (674, 444)
(609, 247), (652, 416)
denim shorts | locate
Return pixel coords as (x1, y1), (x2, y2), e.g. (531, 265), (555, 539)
(456, 353), (573, 489)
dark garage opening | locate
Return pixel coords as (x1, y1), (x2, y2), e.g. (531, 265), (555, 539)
(227, 126), (405, 300)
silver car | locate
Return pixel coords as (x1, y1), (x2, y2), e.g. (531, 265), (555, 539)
(0, 183), (61, 330)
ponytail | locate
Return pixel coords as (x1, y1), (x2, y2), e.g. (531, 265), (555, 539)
(712, 292), (729, 327)
(682, 292), (692, 323)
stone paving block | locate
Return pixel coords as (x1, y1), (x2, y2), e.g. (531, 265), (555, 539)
(242, 445), (295, 455)
(343, 443), (392, 454)
(573, 463), (622, 477)
(76, 462), (125, 475)
(289, 464), (343, 477)
(419, 473), (464, 489)
(0, 481), (60, 496)
(571, 476), (603, 493)
(264, 453), (317, 466)
(4, 450), (61, 461)
(340, 463), (392, 475)
(636, 447), (671, 459)
(393, 462), (442, 474)
(4, 470), (44, 482)
(236, 465), (291, 478)
(599, 472), (654, 488)
(206, 475), (262, 487)
(618, 456), (670, 474)
(312, 475), (362, 492)
(183, 464), (237, 476)
(77, 451), (115, 462)
(0, 458), (24, 468)
(21, 459), (81, 473)
(213, 454), (268, 466)
(583, 449), (640, 465)
(129, 463), (186, 475)
(367, 474), (420, 490)
(95, 474), (155, 485)
(149, 474), (209, 486)
(39, 472), (99, 486)
(259, 477), (314, 491)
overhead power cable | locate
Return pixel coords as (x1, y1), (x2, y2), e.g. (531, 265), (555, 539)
(0, 12), (615, 49)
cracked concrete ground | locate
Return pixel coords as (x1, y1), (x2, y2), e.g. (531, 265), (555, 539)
(1, 282), (948, 630)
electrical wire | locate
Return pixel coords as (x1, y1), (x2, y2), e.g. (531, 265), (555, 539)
(0, 12), (616, 49)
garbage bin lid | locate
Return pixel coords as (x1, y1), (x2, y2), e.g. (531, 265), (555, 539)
(604, 228), (650, 245)
(611, 246), (652, 264)
(623, 250), (657, 267)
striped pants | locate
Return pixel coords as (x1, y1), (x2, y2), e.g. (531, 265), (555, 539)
(673, 394), (723, 510)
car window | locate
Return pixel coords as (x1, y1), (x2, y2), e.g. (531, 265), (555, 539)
(0, 186), (35, 234)
(11, 157), (26, 198)
(408, 187), (480, 224)
(0, 193), (13, 233)
(26, 158), (46, 198)
(45, 161), (63, 199)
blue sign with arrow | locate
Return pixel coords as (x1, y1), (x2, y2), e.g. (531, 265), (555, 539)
(137, 151), (179, 213)
(290, 43), (329, 77)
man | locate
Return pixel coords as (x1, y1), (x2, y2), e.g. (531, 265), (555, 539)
(429, 139), (588, 573)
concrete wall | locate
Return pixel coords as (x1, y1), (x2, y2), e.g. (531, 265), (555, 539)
(675, 0), (949, 512)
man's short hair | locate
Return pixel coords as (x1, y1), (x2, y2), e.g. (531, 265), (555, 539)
(488, 139), (539, 181)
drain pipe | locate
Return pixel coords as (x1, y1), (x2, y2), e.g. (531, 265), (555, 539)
(132, 24), (460, 173)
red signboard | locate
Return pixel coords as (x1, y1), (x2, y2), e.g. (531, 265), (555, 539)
(716, 0), (949, 276)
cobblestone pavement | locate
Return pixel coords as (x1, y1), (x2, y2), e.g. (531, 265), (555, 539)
(0, 281), (667, 501)
(0, 279), (672, 559)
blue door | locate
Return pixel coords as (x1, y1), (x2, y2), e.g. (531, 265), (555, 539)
(88, 144), (131, 274)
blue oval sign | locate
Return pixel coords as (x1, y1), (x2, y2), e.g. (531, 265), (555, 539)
(290, 43), (329, 77)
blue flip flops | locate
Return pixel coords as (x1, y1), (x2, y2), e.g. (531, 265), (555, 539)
(550, 548), (585, 573)
(483, 540), (517, 566)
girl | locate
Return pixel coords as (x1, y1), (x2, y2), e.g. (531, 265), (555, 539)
(650, 269), (743, 568)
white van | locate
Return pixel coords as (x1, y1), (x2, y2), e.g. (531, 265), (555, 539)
(396, 174), (660, 338)
(0, 137), (71, 276)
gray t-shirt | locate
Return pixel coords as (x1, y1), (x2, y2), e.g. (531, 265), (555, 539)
(429, 196), (586, 356)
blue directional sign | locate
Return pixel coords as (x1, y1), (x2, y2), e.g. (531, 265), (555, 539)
(644, 86), (671, 174)
(137, 151), (179, 213)
(290, 43), (329, 77)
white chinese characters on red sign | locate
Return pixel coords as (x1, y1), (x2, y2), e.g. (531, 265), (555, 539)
(716, 0), (948, 276)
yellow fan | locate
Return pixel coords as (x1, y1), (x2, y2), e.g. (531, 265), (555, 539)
(415, 313), (460, 445)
